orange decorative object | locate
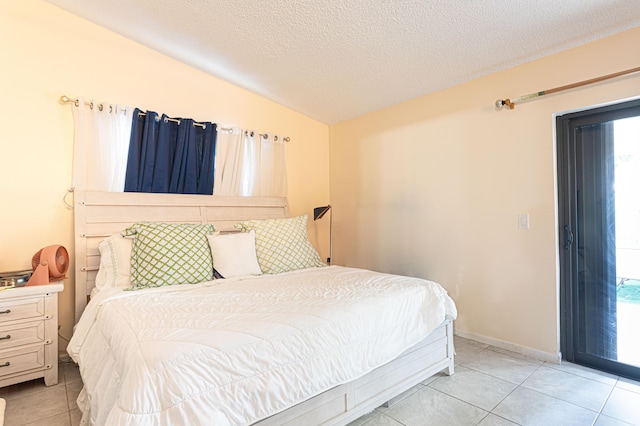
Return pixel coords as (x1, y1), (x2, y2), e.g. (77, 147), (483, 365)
(26, 245), (69, 286)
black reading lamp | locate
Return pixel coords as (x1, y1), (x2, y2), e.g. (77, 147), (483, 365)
(313, 205), (332, 265)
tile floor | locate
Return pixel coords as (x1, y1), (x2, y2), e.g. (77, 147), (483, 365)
(0, 361), (82, 426)
(1, 336), (639, 425)
(349, 336), (640, 426)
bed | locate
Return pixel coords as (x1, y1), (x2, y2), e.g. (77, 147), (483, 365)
(69, 190), (457, 425)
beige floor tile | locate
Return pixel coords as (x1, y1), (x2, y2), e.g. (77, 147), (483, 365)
(383, 387), (488, 426)
(616, 376), (640, 394)
(348, 410), (403, 426)
(601, 387), (640, 425)
(4, 385), (69, 426)
(594, 414), (635, 425)
(493, 387), (598, 426)
(347, 410), (379, 426)
(543, 361), (619, 386)
(60, 363), (82, 385)
(454, 335), (490, 350)
(1, 337), (637, 426)
(453, 336), (489, 366)
(23, 411), (71, 426)
(477, 413), (519, 426)
(486, 346), (545, 365)
(69, 409), (83, 426)
(420, 371), (444, 386)
(0, 379), (63, 401)
(65, 380), (83, 411)
(360, 412), (404, 426)
(462, 348), (541, 385)
(428, 365), (517, 411)
(521, 365), (614, 411)
(375, 384), (423, 412)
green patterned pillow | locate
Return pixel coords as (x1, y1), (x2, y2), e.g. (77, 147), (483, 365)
(122, 222), (215, 289)
(236, 215), (325, 274)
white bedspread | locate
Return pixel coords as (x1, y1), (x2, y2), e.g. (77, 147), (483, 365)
(68, 266), (457, 425)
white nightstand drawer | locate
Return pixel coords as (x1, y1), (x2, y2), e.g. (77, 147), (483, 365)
(0, 345), (45, 377)
(0, 297), (46, 323)
(0, 320), (46, 350)
(0, 282), (62, 388)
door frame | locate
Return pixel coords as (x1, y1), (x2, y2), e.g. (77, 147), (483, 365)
(557, 97), (640, 379)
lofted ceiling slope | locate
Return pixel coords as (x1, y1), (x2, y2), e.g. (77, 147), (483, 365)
(46, 0), (640, 124)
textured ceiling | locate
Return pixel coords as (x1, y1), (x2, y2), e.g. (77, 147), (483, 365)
(46, 0), (640, 124)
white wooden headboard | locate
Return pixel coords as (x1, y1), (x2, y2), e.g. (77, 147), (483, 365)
(73, 190), (289, 323)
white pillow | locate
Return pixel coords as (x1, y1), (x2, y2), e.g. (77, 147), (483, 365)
(95, 234), (133, 292)
(206, 230), (262, 278)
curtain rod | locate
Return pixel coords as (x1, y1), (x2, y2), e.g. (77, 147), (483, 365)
(59, 95), (290, 141)
(495, 66), (640, 110)
(136, 110), (206, 129)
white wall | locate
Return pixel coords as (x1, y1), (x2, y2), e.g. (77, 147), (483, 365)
(330, 28), (640, 357)
(0, 0), (330, 350)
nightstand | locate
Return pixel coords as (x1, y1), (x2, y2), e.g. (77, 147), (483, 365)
(0, 282), (64, 387)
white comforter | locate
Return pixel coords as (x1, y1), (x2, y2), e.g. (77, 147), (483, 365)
(68, 266), (457, 425)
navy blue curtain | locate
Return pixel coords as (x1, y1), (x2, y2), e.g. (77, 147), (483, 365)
(124, 109), (217, 195)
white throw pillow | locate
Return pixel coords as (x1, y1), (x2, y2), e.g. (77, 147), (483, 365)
(95, 234), (133, 291)
(206, 230), (262, 278)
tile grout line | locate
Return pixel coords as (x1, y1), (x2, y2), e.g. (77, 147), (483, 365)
(462, 341), (623, 404)
(542, 361), (620, 386)
(591, 379), (638, 426)
(485, 362), (542, 425)
(64, 368), (73, 425)
(452, 356), (607, 424)
(522, 361), (606, 418)
(597, 377), (618, 416)
(377, 409), (408, 426)
(519, 363), (618, 413)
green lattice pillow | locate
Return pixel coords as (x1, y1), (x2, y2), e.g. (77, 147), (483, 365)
(122, 222), (215, 289)
(236, 215), (325, 274)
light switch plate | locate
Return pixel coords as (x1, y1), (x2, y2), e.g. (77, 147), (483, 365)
(518, 213), (530, 230)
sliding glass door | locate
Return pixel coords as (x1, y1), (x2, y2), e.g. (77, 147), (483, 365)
(558, 98), (640, 380)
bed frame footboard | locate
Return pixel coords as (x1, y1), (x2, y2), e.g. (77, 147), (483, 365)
(255, 319), (454, 426)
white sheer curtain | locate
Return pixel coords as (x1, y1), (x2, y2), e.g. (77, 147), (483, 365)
(71, 98), (132, 191)
(257, 132), (287, 197)
(214, 127), (244, 195)
(214, 129), (287, 197)
(70, 99), (286, 196)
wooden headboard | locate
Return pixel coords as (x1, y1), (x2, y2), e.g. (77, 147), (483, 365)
(73, 190), (289, 323)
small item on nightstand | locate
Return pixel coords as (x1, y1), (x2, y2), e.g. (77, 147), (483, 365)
(26, 245), (69, 286)
(0, 269), (32, 288)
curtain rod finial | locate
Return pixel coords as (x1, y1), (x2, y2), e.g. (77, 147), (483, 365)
(60, 95), (78, 106)
(495, 98), (514, 110)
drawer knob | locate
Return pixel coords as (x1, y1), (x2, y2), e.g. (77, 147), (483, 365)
(0, 335), (10, 341)
(0, 309), (11, 315)
(0, 362), (10, 368)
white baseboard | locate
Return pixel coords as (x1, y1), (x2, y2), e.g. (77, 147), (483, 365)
(454, 329), (562, 364)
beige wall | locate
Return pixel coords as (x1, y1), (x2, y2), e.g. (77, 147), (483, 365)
(0, 0), (330, 351)
(3, 0), (638, 362)
(330, 28), (640, 357)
